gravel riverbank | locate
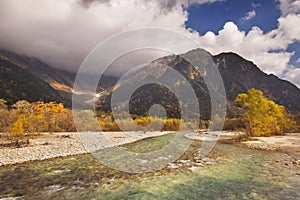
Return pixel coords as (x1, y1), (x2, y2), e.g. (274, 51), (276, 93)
(0, 131), (169, 166)
(241, 133), (300, 154)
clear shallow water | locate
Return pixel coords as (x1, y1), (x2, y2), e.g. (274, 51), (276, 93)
(0, 133), (299, 200)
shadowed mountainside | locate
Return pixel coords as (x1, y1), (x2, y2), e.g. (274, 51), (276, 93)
(0, 50), (118, 106)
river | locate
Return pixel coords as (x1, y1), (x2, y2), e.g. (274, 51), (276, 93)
(0, 133), (299, 199)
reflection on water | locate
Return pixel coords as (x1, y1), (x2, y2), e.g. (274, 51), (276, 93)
(0, 133), (299, 199)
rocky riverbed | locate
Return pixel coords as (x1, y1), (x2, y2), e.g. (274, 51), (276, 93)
(1, 132), (300, 199)
(1, 131), (299, 167)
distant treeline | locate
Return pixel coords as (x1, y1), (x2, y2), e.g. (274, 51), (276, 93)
(0, 89), (299, 140)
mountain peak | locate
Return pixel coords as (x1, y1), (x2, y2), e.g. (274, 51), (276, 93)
(215, 52), (243, 58)
(181, 48), (212, 59)
(185, 48), (212, 55)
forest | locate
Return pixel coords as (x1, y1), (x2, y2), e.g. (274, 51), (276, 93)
(0, 89), (299, 143)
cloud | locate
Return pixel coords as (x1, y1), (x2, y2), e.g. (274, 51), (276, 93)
(284, 67), (300, 88)
(251, 3), (261, 8)
(277, 14), (300, 41)
(0, 0), (223, 73)
(277, 0), (300, 16)
(78, 0), (223, 11)
(0, 0), (299, 88)
(241, 10), (256, 22)
(194, 22), (292, 75)
(0, 0), (190, 72)
(240, 2), (259, 23)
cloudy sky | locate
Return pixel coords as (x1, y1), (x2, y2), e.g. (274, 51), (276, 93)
(0, 0), (299, 87)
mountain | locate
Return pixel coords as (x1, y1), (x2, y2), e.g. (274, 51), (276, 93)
(213, 52), (300, 113)
(1, 49), (299, 116)
(0, 50), (76, 91)
(95, 49), (300, 118)
(0, 50), (78, 106)
(0, 54), (64, 105)
(0, 50), (119, 106)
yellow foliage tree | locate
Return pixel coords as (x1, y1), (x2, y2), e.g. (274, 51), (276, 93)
(234, 88), (289, 136)
(10, 101), (75, 134)
(10, 115), (25, 137)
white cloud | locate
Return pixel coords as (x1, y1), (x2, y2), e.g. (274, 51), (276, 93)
(240, 2), (259, 23)
(277, 14), (300, 41)
(251, 3), (261, 8)
(194, 22), (293, 76)
(182, 0), (224, 6)
(284, 67), (300, 88)
(277, 0), (300, 16)
(241, 10), (256, 22)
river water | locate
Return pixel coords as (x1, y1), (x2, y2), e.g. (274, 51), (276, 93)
(0, 133), (299, 199)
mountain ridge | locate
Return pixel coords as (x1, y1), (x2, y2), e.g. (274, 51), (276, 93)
(0, 55), (65, 105)
(95, 48), (300, 116)
(213, 51), (300, 113)
(0, 49), (299, 115)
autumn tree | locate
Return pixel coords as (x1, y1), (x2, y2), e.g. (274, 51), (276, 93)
(234, 88), (290, 136)
(9, 101), (75, 136)
(32, 101), (74, 132)
(10, 116), (25, 137)
(0, 99), (17, 133)
(13, 100), (32, 114)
